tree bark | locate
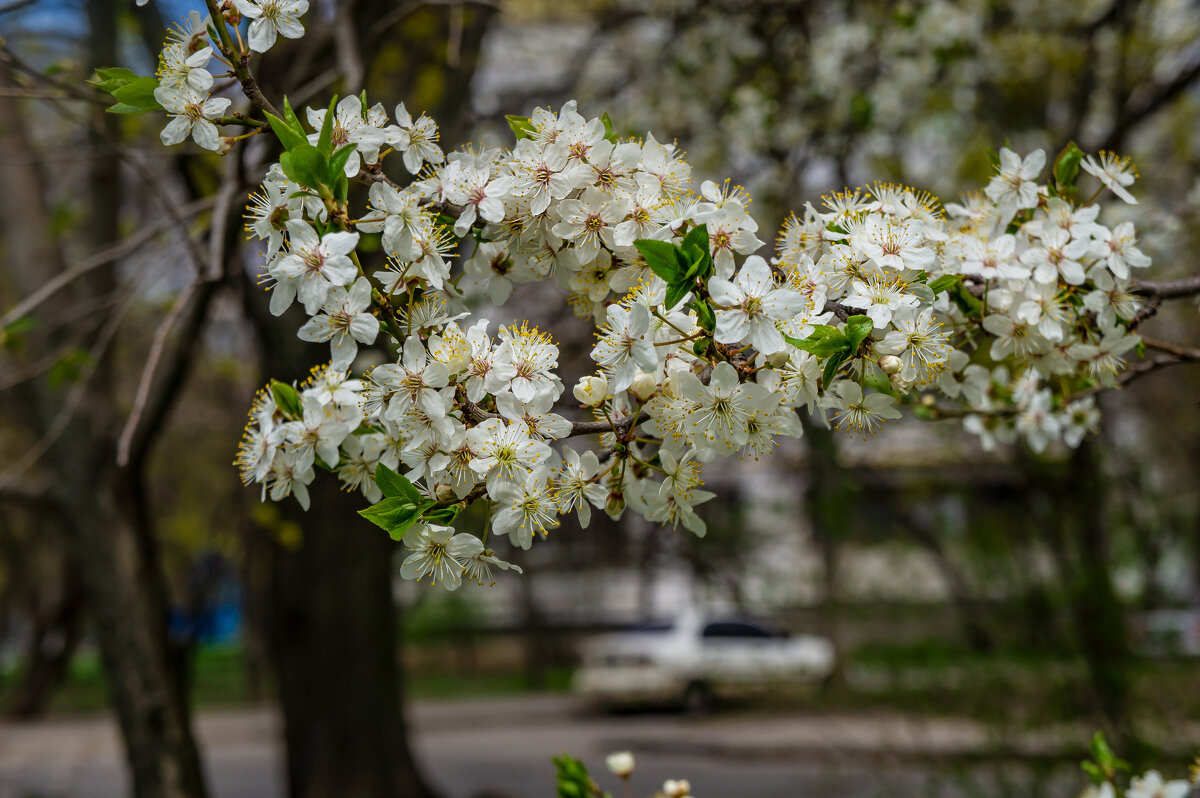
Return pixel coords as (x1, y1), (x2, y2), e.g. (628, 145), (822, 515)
(240, 275), (437, 798)
(0, 45), (211, 797)
(264, 477), (434, 798)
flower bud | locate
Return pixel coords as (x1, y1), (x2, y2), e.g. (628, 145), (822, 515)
(220, 1), (242, 25)
(629, 372), (658, 402)
(573, 374), (608, 407)
(604, 489), (625, 520)
(434, 483), (455, 502)
(216, 137), (236, 156)
(880, 355), (902, 375)
(663, 779), (692, 798)
(605, 751), (635, 778)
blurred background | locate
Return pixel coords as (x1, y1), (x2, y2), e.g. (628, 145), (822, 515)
(1, 0), (1200, 797)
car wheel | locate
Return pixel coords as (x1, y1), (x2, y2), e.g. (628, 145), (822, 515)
(682, 681), (713, 715)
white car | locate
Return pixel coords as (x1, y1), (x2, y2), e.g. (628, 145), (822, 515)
(573, 610), (835, 711)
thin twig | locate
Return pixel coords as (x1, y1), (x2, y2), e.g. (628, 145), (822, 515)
(0, 276), (143, 491)
(0, 196), (215, 329)
(115, 169), (240, 466)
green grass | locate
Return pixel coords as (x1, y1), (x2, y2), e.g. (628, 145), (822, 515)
(0, 644), (572, 715)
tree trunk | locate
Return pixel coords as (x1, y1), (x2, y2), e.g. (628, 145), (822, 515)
(58, 465), (210, 798)
(241, 275), (436, 798)
(263, 477), (436, 798)
(5, 557), (85, 718)
(0, 27), (211, 793)
(799, 417), (850, 688)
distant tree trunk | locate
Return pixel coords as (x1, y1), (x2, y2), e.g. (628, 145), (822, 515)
(5, 558), (85, 718)
(800, 417), (849, 688)
(1062, 443), (1133, 736)
(518, 560), (549, 691)
(1032, 442), (1134, 745)
(898, 515), (995, 654)
(0, 19), (211, 792)
(62, 468), (210, 798)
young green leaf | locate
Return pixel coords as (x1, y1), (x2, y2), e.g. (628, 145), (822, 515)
(600, 111), (617, 144)
(680, 224), (712, 279)
(317, 95), (338, 157)
(422, 505), (462, 525)
(374, 463), (422, 503)
(282, 96), (306, 137)
(269, 379), (303, 419)
(553, 754), (611, 798)
(664, 278), (691, 311)
(106, 103), (155, 115)
(107, 76), (162, 113)
(328, 143), (359, 181)
(1054, 141), (1084, 191)
(506, 114), (536, 141)
(927, 274), (964, 294)
(690, 299), (716, 333)
(265, 111), (309, 151)
(822, 351), (848, 387)
(285, 143), (331, 190)
(634, 239), (682, 283)
(844, 314), (874, 354)
(784, 325), (850, 358)
(358, 499), (422, 541)
(89, 66), (138, 94)
(949, 281), (983, 319)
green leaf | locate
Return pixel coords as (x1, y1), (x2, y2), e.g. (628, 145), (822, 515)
(634, 239), (682, 283)
(785, 325), (850, 358)
(506, 114), (535, 141)
(553, 754), (610, 798)
(284, 143), (330, 190)
(1054, 141), (1084, 191)
(1080, 760), (1105, 786)
(335, 171), (349, 203)
(89, 66), (138, 94)
(928, 274), (964, 294)
(822, 351), (847, 387)
(664, 278), (691, 311)
(690, 299), (716, 333)
(104, 75), (161, 113)
(328, 142), (359, 180)
(1, 316), (35, 351)
(47, 348), (91, 389)
(600, 111), (617, 144)
(358, 498), (422, 540)
(422, 505), (462, 525)
(106, 103), (155, 115)
(680, 223), (712, 279)
(282, 96), (306, 138)
(317, 95), (338, 158)
(844, 314), (874, 354)
(266, 111), (308, 151)
(374, 463), (422, 503)
(269, 379), (303, 419)
(949, 281), (983, 319)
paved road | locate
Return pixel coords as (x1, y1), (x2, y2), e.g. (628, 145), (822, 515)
(0, 695), (1076, 798)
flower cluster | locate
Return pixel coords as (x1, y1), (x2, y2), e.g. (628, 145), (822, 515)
(133, 0), (1172, 590)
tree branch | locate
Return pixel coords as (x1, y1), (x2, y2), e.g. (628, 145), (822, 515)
(1132, 275), (1200, 300)
(1101, 57), (1200, 151)
(115, 164), (241, 467)
(0, 196), (215, 329)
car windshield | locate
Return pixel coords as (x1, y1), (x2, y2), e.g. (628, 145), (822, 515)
(701, 620), (788, 639)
